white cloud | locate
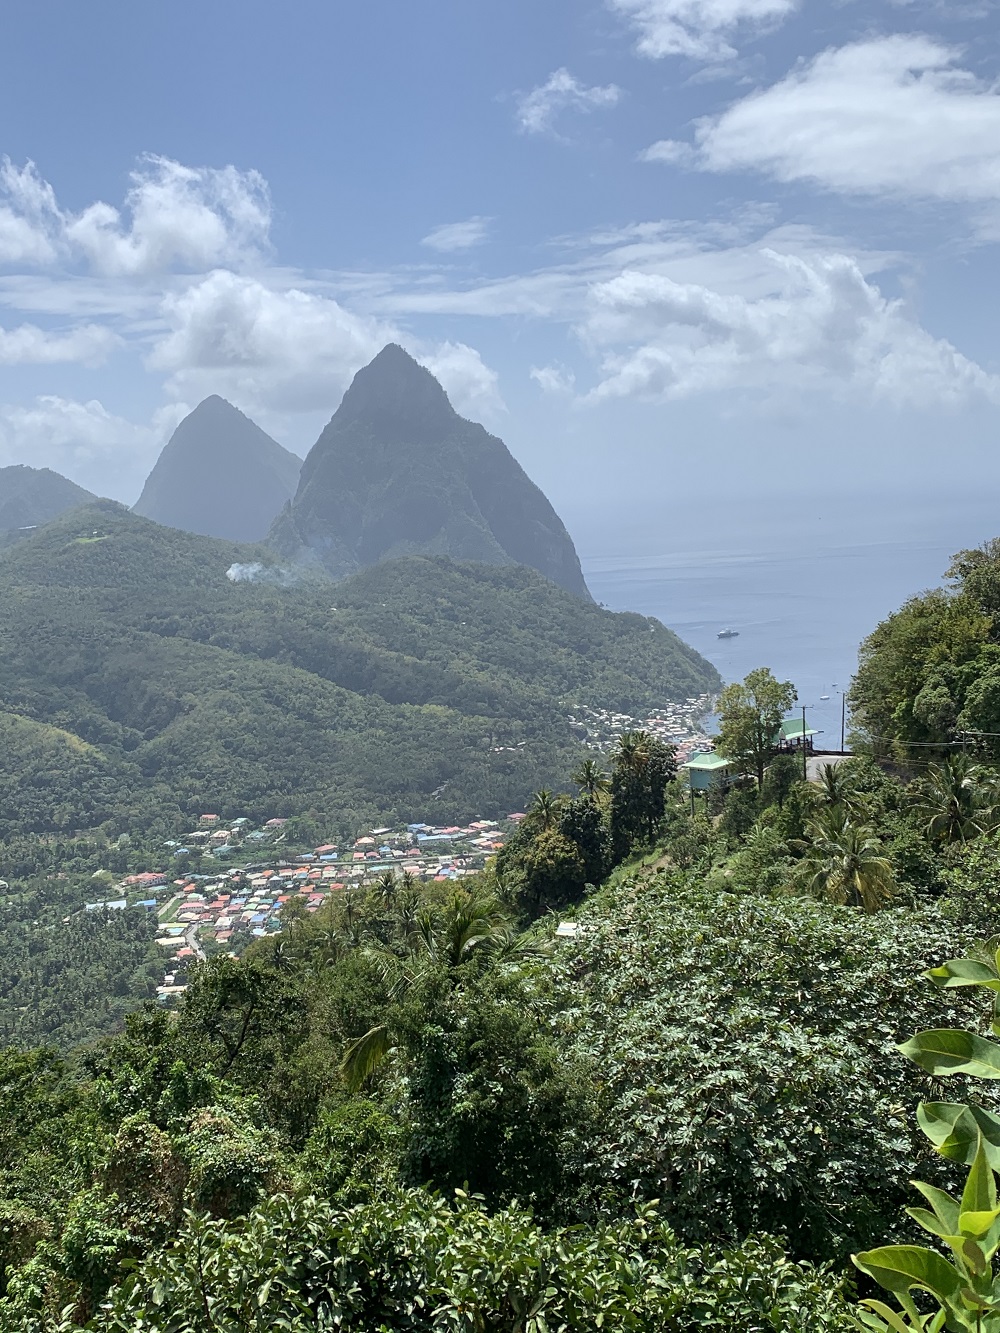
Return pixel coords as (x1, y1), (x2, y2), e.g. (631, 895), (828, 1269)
(0, 397), (181, 498)
(0, 154), (271, 276)
(688, 36), (1000, 205)
(419, 341), (506, 419)
(640, 139), (697, 165)
(516, 69), (621, 134)
(582, 250), (1000, 406)
(530, 364), (577, 394)
(421, 217), (491, 252)
(0, 321), (117, 365)
(609, 0), (799, 61)
(149, 269), (391, 413)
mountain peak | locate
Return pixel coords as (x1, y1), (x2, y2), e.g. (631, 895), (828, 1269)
(0, 464), (96, 533)
(133, 399), (301, 542)
(271, 348), (592, 600)
(337, 343), (453, 433)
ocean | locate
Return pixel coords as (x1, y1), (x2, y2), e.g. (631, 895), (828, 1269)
(580, 497), (1000, 747)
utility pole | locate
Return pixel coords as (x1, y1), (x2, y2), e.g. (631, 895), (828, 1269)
(802, 705), (808, 782)
(841, 693), (846, 753)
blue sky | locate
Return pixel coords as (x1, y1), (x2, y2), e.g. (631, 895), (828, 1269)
(1, 0), (999, 547)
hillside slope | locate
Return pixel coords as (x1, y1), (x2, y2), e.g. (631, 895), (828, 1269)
(0, 504), (719, 837)
(270, 344), (592, 599)
(0, 465), (95, 532)
(133, 396), (301, 541)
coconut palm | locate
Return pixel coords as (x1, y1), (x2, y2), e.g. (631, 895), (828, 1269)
(571, 757), (610, 803)
(912, 755), (1000, 845)
(341, 887), (515, 1092)
(528, 788), (561, 831)
(811, 761), (861, 814)
(792, 806), (896, 913)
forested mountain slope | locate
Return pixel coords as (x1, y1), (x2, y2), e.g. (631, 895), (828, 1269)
(0, 502), (718, 836)
(0, 464), (95, 533)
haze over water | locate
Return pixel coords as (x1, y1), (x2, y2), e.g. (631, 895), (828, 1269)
(581, 495), (1000, 747)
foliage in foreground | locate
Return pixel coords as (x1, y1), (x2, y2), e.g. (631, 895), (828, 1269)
(14, 1188), (855, 1333)
(854, 940), (1000, 1331)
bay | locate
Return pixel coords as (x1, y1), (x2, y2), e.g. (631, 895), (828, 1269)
(580, 498), (1000, 747)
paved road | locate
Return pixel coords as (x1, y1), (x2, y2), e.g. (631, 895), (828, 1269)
(806, 752), (851, 781)
(184, 922), (206, 961)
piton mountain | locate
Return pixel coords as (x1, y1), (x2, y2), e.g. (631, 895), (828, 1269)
(270, 344), (592, 599)
(133, 395), (302, 542)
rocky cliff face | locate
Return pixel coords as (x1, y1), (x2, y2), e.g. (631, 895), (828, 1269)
(133, 396), (301, 542)
(0, 465), (95, 531)
(269, 344), (591, 599)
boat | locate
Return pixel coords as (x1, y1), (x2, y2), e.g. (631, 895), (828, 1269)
(820, 695), (830, 700)
(717, 628), (739, 639)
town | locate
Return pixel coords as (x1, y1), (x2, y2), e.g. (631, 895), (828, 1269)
(75, 700), (720, 1002)
(83, 812), (523, 1002)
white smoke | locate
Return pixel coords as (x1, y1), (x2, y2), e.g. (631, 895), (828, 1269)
(226, 561), (299, 586)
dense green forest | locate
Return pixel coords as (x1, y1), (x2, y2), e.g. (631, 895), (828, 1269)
(0, 502), (718, 840)
(0, 702), (998, 1329)
(8, 531), (1000, 1328)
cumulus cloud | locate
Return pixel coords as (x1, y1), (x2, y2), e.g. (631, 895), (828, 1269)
(0, 396), (181, 498)
(0, 154), (270, 275)
(609, 0), (799, 61)
(0, 321), (117, 365)
(516, 69), (621, 134)
(530, 364), (577, 394)
(686, 37), (1000, 204)
(419, 341), (505, 419)
(149, 269), (391, 413)
(582, 251), (1000, 407)
(421, 217), (491, 252)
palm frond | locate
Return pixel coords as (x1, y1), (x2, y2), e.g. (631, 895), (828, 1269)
(341, 1023), (392, 1093)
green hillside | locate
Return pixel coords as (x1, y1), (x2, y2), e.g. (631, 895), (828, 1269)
(0, 502), (719, 837)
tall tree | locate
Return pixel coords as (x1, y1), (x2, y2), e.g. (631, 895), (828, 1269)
(912, 755), (999, 845)
(608, 730), (677, 860)
(570, 758), (609, 803)
(792, 807), (896, 913)
(716, 667), (797, 788)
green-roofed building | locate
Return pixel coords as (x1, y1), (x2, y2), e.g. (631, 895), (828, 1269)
(680, 751), (738, 791)
(774, 718), (820, 749)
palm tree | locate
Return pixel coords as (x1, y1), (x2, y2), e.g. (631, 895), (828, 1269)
(912, 755), (999, 845)
(571, 757), (610, 803)
(612, 730), (652, 774)
(812, 761), (860, 813)
(341, 887), (514, 1092)
(528, 788), (560, 831)
(792, 807), (896, 913)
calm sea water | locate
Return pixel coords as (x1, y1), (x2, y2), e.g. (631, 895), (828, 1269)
(580, 500), (1000, 745)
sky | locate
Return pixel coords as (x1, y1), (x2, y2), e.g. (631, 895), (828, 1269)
(0, 0), (999, 549)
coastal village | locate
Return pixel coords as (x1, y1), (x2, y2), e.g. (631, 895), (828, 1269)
(79, 697), (719, 1004)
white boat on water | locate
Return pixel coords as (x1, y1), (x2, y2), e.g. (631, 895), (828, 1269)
(717, 628), (739, 639)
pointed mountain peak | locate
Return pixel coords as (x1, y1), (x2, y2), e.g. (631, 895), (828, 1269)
(272, 345), (593, 600)
(133, 398), (301, 542)
(337, 343), (453, 431)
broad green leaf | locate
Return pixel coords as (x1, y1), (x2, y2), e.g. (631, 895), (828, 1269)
(853, 1244), (964, 1305)
(911, 1181), (961, 1235)
(959, 1210), (1000, 1241)
(960, 1239), (987, 1276)
(919, 1103), (1000, 1169)
(858, 1299), (917, 1333)
(961, 1139), (997, 1219)
(927, 959), (1000, 991)
(901, 1031), (1000, 1079)
(906, 1207), (953, 1242)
